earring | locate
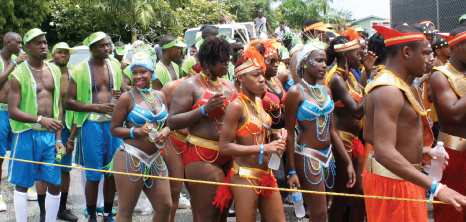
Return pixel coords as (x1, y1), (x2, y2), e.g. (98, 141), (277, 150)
(303, 65), (308, 69)
(240, 83), (242, 90)
(206, 69), (210, 74)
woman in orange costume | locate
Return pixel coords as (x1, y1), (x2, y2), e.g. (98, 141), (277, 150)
(325, 31), (366, 222)
(214, 47), (288, 221)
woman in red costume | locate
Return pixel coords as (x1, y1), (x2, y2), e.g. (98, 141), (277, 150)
(214, 47), (288, 221)
(168, 37), (237, 222)
(325, 33), (366, 222)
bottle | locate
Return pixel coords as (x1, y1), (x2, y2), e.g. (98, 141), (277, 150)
(268, 137), (283, 170)
(107, 97), (118, 118)
(428, 141), (446, 181)
(148, 128), (158, 142)
(292, 186), (305, 218)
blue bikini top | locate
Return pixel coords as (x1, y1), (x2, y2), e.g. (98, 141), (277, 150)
(296, 84), (334, 122)
(126, 90), (168, 127)
(284, 72), (294, 91)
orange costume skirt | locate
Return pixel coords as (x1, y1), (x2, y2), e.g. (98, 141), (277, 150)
(433, 132), (466, 221)
(363, 155), (428, 222)
(213, 162), (278, 212)
(339, 130), (364, 159)
(182, 133), (232, 167)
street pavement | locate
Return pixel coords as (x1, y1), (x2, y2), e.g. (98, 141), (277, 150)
(0, 151), (433, 221)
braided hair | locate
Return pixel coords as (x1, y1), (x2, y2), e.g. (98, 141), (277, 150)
(367, 32), (386, 65)
(198, 37), (231, 68)
(326, 36), (349, 66)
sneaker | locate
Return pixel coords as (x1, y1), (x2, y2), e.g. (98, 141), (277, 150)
(102, 214), (115, 222)
(58, 209), (78, 221)
(178, 194), (191, 209)
(0, 195), (6, 212)
(96, 206), (117, 216)
(27, 188), (37, 201)
(84, 209), (97, 218)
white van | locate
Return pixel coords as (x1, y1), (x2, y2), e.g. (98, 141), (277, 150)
(184, 24), (251, 52)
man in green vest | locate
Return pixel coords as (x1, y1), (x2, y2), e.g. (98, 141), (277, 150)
(8, 28), (64, 222)
(152, 34), (186, 90)
(65, 31), (125, 222)
(0, 32), (27, 212)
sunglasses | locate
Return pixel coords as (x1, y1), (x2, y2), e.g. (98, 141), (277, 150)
(265, 58), (279, 65)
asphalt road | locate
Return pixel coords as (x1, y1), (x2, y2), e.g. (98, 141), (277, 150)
(0, 151), (433, 221)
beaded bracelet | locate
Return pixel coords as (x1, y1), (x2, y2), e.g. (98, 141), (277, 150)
(67, 138), (75, 143)
(259, 144), (264, 164)
(130, 127), (138, 138)
(201, 105), (207, 116)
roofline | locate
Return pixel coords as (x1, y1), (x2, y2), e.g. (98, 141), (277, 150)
(350, 15), (388, 24)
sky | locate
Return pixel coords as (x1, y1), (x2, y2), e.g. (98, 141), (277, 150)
(330, 0), (390, 20)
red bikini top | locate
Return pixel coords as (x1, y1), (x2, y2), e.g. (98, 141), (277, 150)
(262, 78), (287, 112)
(237, 95), (272, 137)
(191, 74), (238, 118)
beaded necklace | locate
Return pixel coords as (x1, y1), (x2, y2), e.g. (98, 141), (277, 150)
(137, 88), (157, 112)
(90, 58), (112, 104)
(200, 72), (223, 93)
(301, 79), (331, 142)
(239, 92), (267, 145)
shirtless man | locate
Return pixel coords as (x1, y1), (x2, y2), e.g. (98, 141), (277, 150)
(0, 32), (27, 211)
(363, 25), (466, 221)
(66, 31), (125, 222)
(431, 25), (466, 221)
(152, 35), (186, 90)
(8, 28), (64, 222)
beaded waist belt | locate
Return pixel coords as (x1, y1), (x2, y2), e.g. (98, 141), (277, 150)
(170, 130), (187, 143)
(365, 153), (422, 180)
(0, 103), (7, 111)
(121, 142), (161, 167)
(295, 145), (333, 168)
(186, 133), (219, 151)
(438, 131), (466, 152)
(232, 162), (271, 181)
(339, 130), (357, 152)
(88, 112), (112, 122)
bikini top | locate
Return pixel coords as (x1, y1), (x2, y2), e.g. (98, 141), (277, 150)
(326, 68), (363, 107)
(296, 84), (334, 122)
(284, 71), (294, 91)
(126, 90), (168, 127)
(237, 96), (272, 136)
(191, 74), (238, 118)
(262, 78), (287, 112)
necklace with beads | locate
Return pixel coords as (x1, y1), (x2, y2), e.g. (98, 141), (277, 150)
(89, 58), (112, 104)
(200, 71), (222, 93)
(302, 78), (326, 106)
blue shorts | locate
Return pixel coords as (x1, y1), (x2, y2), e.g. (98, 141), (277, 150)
(60, 126), (72, 172)
(77, 120), (121, 181)
(8, 130), (61, 188)
(0, 110), (13, 156)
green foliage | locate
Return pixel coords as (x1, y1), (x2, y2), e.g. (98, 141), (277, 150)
(175, 0), (230, 35)
(226, 0), (281, 27)
(0, 0), (50, 37)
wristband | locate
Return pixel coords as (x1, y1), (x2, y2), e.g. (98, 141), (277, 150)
(430, 180), (438, 194)
(437, 184), (447, 197)
(12, 61), (18, 66)
(413, 80), (420, 85)
(201, 105), (207, 116)
(55, 140), (62, 144)
(68, 138), (75, 143)
(130, 127), (138, 138)
(434, 182), (444, 197)
(259, 144), (264, 164)
(37, 115), (42, 124)
(288, 171), (297, 175)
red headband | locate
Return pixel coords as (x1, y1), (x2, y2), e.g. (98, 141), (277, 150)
(372, 25), (426, 47)
(438, 32), (466, 47)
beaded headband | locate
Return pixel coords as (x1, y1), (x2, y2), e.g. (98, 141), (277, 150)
(334, 40), (360, 52)
(235, 48), (266, 76)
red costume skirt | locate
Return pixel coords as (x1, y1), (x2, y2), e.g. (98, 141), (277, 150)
(182, 133), (232, 167)
(339, 130), (364, 159)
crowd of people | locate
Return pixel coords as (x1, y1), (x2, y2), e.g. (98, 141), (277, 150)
(1, 10), (466, 222)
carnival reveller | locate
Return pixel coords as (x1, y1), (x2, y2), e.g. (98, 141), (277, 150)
(8, 28), (64, 222)
(182, 26), (219, 78)
(360, 33), (386, 87)
(290, 19), (332, 86)
(153, 35), (186, 90)
(286, 39), (356, 222)
(431, 26), (466, 221)
(113, 41), (129, 71)
(109, 51), (172, 222)
(168, 37), (237, 222)
(324, 36), (365, 222)
(214, 47), (287, 221)
(0, 31), (27, 212)
(363, 25), (466, 221)
(65, 31), (125, 222)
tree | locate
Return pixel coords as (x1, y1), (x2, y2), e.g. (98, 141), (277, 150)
(226, 0), (281, 28)
(277, 0), (351, 30)
(0, 0), (50, 39)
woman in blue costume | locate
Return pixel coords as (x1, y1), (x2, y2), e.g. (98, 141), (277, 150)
(285, 40), (356, 222)
(110, 52), (172, 222)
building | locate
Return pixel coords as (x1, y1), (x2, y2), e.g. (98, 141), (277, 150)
(349, 15), (389, 36)
(391, 0), (465, 32)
